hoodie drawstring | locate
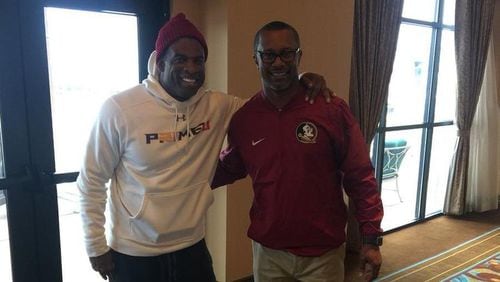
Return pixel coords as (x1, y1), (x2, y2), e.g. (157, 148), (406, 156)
(183, 106), (191, 155)
(172, 105), (191, 157)
(174, 106), (179, 140)
(186, 105), (191, 140)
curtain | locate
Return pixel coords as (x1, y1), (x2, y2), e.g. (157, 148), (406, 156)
(346, 0), (403, 252)
(444, 0), (496, 215)
(348, 0), (403, 145)
(466, 37), (499, 212)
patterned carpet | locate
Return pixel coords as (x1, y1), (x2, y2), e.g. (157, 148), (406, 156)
(376, 227), (500, 281)
(442, 252), (500, 281)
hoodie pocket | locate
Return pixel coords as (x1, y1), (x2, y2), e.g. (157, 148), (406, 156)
(129, 181), (214, 244)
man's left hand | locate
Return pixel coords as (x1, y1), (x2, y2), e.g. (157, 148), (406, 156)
(360, 244), (382, 281)
(90, 250), (115, 280)
(299, 72), (335, 103)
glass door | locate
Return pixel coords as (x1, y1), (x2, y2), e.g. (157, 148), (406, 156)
(0, 1), (166, 281)
(45, 8), (139, 281)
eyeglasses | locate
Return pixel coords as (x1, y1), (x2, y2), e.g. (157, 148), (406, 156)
(256, 48), (301, 64)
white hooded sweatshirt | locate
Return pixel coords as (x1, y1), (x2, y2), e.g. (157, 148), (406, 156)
(77, 52), (244, 257)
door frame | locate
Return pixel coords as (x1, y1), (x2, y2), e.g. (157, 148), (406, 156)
(0, 1), (167, 281)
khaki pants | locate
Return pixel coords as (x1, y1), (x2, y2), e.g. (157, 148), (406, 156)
(252, 241), (345, 282)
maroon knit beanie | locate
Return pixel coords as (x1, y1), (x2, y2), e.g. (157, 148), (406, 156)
(155, 13), (208, 62)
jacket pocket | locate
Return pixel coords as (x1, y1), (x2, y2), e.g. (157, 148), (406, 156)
(129, 181), (214, 244)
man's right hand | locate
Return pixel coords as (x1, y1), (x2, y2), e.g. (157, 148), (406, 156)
(90, 250), (115, 280)
(360, 245), (382, 281)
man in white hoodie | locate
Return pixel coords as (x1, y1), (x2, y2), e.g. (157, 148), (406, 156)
(78, 13), (330, 282)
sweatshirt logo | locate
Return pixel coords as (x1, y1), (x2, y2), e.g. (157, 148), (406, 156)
(176, 114), (186, 121)
(296, 122), (317, 143)
(145, 121), (210, 143)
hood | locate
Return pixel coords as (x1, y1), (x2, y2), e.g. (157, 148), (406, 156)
(142, 51), (205, 111)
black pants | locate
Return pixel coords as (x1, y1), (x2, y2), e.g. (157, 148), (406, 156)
(110, 239), (216, 282)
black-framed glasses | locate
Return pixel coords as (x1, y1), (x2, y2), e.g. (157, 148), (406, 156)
(256, 48), (301, 64)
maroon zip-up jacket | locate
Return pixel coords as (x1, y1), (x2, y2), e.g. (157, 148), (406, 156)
(212, 87), (383, 256)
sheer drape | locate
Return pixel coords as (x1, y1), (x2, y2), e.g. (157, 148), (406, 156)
(444, 0), (496, 215)
(466, 38), (500, 212)
(346, 0), (403, 251)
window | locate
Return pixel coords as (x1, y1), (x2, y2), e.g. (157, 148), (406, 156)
(373, 0), (457, 231)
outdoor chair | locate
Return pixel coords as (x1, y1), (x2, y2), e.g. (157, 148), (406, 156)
(382, 139), (410, 202)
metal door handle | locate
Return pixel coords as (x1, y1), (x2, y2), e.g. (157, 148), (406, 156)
(48, 172), (79, 184)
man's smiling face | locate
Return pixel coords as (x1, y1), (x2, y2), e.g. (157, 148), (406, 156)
(254, 29), (301, 93)
(157, 37), (206, 101)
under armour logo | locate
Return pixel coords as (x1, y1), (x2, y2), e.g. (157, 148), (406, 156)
(176, 114), (186, 121)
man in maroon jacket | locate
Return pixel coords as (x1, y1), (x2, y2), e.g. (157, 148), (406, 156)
(212, 21), (384, 282)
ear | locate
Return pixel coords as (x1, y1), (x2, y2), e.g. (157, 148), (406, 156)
(253, 54), (259, 69)
(296, 49), (303, 66)
(156, 60), (165, 72)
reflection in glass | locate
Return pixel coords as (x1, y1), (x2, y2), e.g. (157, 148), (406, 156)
(44, 7), (138, 282)
(434, 30), (457, 123)
(402, 0), (437, 22)
(386, 24), (432, 127)
(380, 129), (422, 231)
(426, 125), (456, 215)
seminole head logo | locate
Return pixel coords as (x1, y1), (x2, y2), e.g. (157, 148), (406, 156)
(296, 122), (317, 143)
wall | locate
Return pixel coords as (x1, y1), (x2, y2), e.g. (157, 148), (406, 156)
(495, 0), (500, 104)
(172, 1), (354, 281)
(227, 1), (354, 101)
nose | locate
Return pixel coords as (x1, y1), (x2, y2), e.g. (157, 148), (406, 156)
(184, 59), (201, 73)
(271, 55), (285, 67)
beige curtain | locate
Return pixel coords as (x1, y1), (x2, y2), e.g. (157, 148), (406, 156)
(349, 0), (404, 145)
(444, 0), (496, 215)
(346, 0), (403, 252)
(466, 38), (500, 212)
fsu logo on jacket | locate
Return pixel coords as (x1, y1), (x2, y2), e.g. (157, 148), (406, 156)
(296, 122), (317, 143)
